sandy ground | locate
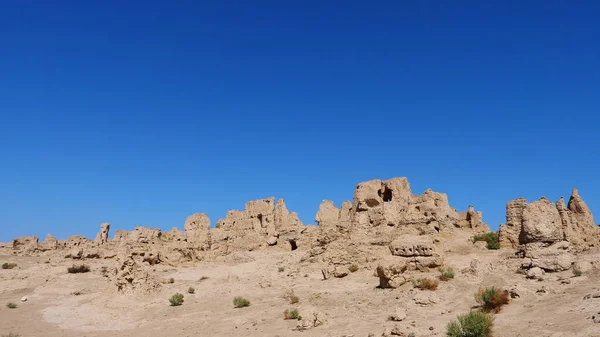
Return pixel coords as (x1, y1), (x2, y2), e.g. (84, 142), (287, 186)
(2, 239), (600, 337)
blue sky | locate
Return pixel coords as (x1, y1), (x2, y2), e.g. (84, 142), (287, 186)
(1, 1), (598, 241)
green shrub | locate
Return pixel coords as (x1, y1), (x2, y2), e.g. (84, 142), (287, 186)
(187, 287), (195, 294)
(475, 287), (510, 313)
(278, 266), (285, 272)
(6, 302), (17, 309)
(67, 264), (90, 273)
(2, 263), (17, 270)
(573, 267), (582, 277)
(233, 296), (250, 308)
(348, 264), (359, 273)
(289, 294), (299, 304)
(169, 277), (175, 283)
(446, 311), (494, 337)
(472, 233), (500, 250)
(439, 267), (455, 281)
(284, 308), (300, 320)
(169, 293), (184, 306)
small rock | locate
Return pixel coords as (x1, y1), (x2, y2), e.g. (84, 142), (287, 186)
(509, 286), (522, 298)
(414, 293), (439, 306)
(584, 292), (600, 300)
(266, 236), (278, 246)
(559, 277), (571, 284)
(536, 285), (555, 295)
(20, 296), (27, 302)
(526, 267), (545, 279)
(389, 308), (407, 321)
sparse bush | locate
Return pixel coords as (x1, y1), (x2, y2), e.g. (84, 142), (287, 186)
(348, 264), (359, 273)
(472, 232), (500, 250)
(284, 308), (300, 320)
(6, 302), (17, 309)
(573, 267), (582, 277)
(199, 276), (209, 281)
(446, 310), (494, 337)
(233, 296), (250, 308)
(475, 287), (510, 313)
(439, 267), (455, 281)
(278, 266), (285, 272)
(169, 277), (175, 284)
(67, 264), (90, 274)
(2, 263), (17, 270)
(72, 291), (83, 296)
(289, 294), (299, 304)
(187, 287), (195, 294)
(2, 333), (21, 337)
(413, 278), (439, 290)
(169, 293), (184, 306)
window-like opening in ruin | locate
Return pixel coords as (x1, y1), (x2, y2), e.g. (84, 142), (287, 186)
(378, 188), (393, 202)
(257, 214), (263, 226)
(289, 239), (298, 251)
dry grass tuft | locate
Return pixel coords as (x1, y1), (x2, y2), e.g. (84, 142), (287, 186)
(475, 287), (510, 313)
(2, 333), (21, 337)
(233, 296), (250, 308)
(2, 263), (17, 270)
(439, 267), (455, 281)
(284, 308), (300, 320)
(413, 278), (439, 290)
(67, 264), (90, 274)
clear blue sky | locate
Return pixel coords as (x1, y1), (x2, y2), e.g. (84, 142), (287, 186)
(1, 1), (598, 241)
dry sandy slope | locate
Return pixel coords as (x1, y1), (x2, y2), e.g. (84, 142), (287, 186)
(2, 240), (600, 337)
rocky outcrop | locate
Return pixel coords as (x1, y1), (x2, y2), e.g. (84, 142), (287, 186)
(42, 234), (58, 250)
(215, 198), (304, 250)
(128, 227), (161, 244)
(499, 189), (598, 249)
(315, 200), (352, 245)
(351, 177), (488, 237)
(520, 198), (563, 244)
(498, 198), (527, 248)
(458, 205), (489, 234)
(66, 235), (90, 248)
(184, 213), (211, 250)
(498, 189), (597, 275)
(565, 188), (597, 247)
(274, 199), (304, 247)
(111, 250), (161, 294)
(377, 235), (443, 288)
(12, 236), (39, 252)
(309, 177), (483, 274)
(518, 241), (574, 272)
(94, 223), (110, 245)
(113, 230), (129, 242)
